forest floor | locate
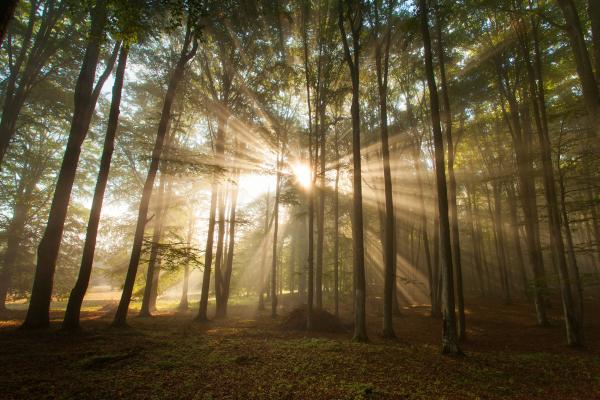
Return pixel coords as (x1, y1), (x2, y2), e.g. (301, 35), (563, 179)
(1, 295), (600, 399)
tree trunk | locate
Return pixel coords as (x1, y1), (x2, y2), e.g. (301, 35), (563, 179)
(0, 180), (32, 310)
(271, 152), (282, 318)
(334, 130), (340, 318)
(374, 4), (396, 339)
(0, 0), (18, 46)
(491, 181), (511, 303)
(556, 0), (600, 136)
(419, 0), (460, 354)
(212, 112), (229, 317)
(526, 20), (584, 346)
(258, 190), (270, 311)
(301, 6), (315, 329)
(139, 171), (167, 317)
(219, 168), (239, 317)
(198, 183), (218, 320)
(435, 9), (464, 340)
(465, 183), (485, 296)
(316, 109), (325, 310)
(63, 46), (129, 330)
(178, 210), (194, 311)
(589, 0), (600, 80)
(506, 183), (529, 299)
(22, 0), (109, 329)
(339, 0), (367, 342)
(495, 59), (549, 326)
(113, 23), (197, 327)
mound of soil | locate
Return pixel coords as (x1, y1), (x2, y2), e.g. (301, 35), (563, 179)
(281, 305), (349, 333)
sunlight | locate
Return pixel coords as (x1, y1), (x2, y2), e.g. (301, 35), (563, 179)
(292, 162), (312, 189)
(237, 172), (276, 206)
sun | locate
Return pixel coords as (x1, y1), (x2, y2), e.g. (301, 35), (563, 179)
(292, 162), (312, 189)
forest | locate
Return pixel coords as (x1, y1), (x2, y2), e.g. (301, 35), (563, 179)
(1, 0), (600, 398)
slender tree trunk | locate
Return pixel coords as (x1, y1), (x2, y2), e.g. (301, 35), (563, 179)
(219, 168), (239, 317)
(435, 10), (464, 340)
(526, 21), (584, 345)
(316, 110), (325, 310)
(0, 182), (31, 310)
(139, 171), (167, 317)
(199, 183), (218, 320)
(419, 0), (460, 354)
(558, 159), (583, 313)
(492, 181), (511, 303)
(22, 0), (110, 329)
(339, 0), (367, 342)
(496, 60), (549, 326)
(301, 6), (315, 329)
(406, 89), (435, 314)
(334, 130), (340, 318)
(589, 0), (600, 80)
(113, 23), (197, 327)
(271, 152), (282, 318)
(556, 0), (600, 136)
(507, 183), (529, 299)
(466, 183), (485, 296)
(0, 0), (18, 46)
(63, 46), (129, 330)
(178, 211), (194, 311)
(258, 190), (270, 311)
(374, 4), (396, 339)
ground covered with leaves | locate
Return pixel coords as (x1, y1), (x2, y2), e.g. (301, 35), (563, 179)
(1, 297), (600, 399)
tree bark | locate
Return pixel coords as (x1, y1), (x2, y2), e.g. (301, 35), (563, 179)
(198, 183), (218, 320)
(339, 0), (367, 342)
(63, 45), (129, 330)
(213, 116), (228, 318)
(178, 210), (194, 311)
(113, 23), (197, 327)
(0, 0), (18, 47)
(271, 153), (282, 318)
(491, 181), (511, 303)
(465, 182), (485, 296)
(374, 1), (396, 339)
(556, 0), (600, 136)
(507, 183), (529, 299)
(0, 176), (35, 310)
(435, 8), (465, 340)
(589, 0), (600, 81)
(316, 108), (325, 310)
(495, 58), (549, 326)
(139, 170), (167, 317)
(258, 190), (271, 310)
(218, 168), (240, 317)
(333, 129), (340, 318)
(520, 20), (584, 345)
(301, 4), (315, 329)
(22, 0), (110, 329)
(419, 0), (460, 354)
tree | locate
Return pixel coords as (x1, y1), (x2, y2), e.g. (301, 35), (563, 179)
(0, 0), (18, 47)
(0, 0), (70, 169)
(63, 45), (129, 330)
(113, 18), (198, 327)
(339, 0), (367, 342)
(418, 0), (460, 354)
(371, 0), (396, 339)
(22, 0), (114, 329)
